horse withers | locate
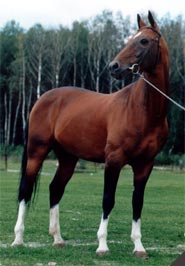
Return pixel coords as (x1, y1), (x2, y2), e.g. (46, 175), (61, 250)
(12, 11), (169, 258)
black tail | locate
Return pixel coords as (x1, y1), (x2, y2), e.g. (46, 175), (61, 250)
(18, 120), (41, 204)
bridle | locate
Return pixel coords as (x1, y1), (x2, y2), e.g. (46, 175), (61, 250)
(128, 29), (185, 111)
(132, 27), (161, 73)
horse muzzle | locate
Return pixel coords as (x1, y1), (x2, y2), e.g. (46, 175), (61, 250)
(109, 61), (130, 80)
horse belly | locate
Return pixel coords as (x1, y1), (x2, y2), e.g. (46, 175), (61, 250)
(54, 113), (107, 162)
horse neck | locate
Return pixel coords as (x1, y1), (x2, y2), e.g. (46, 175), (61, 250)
(132, 56), (170, 125)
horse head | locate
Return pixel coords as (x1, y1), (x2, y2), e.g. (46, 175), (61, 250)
(109, 11), (164, 79)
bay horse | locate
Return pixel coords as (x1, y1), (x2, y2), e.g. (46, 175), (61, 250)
(12, 11), (169, 258)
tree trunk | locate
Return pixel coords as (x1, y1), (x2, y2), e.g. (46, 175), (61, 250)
(22, 56), (26, 131)
(27, 81), (33, 120)
(37, 53), (42, 99)
(73, 57), (77, 87)
(55, 62), (60, 88)
(7, 91), (12, 145)
(12, 88), (21, 145)
(4, 92), (8, 170)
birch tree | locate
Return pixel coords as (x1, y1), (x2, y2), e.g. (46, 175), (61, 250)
(46, 26), (70, 88)
(87, 11), (128, 92)
(25, 24), (46, 99)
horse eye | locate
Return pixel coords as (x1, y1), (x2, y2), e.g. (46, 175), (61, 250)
(140, 39), (149, 45)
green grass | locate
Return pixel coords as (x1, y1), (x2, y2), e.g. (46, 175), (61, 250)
(0, 159), (184, 266)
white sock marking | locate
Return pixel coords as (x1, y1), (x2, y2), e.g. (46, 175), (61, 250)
(131, 219), (146, 253)
(49, 204), (64, 245)
(96, 215), (109, 254)
(11, 200), (26, 246)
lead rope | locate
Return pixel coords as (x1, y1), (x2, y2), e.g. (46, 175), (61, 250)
(129, 64), (185, 111)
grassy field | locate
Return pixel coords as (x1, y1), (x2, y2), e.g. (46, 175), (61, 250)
(0, 159), (184, 266)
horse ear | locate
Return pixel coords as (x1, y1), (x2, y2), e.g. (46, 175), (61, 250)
(148, 11), (159, 31)
(137, 14), (146, 29)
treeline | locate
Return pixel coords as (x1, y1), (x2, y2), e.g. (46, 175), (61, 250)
(0, 10), (184, 155)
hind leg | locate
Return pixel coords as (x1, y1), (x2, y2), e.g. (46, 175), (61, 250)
(11, 200), (26, 246)
(49, 150), (78, 246)
(12, 145), (49, 246)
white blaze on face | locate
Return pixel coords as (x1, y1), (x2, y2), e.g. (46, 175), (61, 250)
(133, 32), (142, 39)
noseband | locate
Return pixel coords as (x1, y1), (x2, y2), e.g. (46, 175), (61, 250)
(128, 30), (185, 112)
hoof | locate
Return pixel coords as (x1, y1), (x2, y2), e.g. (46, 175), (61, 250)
(96, 250), (109, 256)
(53, 242), (65, 248)
(11, 241), (24, 247)
(133, 251), (149, 259)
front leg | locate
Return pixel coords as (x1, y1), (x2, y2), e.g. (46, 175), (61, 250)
(96, 215), (109, 255)
(131, 161), (153, 259)
(96, 155), (121, 255)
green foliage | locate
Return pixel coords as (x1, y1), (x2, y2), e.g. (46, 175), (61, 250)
(0, 160), (184, 265)
(0, 145), (23, 158)
(155, 152), (172, 165)
(155, 151), (185, 168)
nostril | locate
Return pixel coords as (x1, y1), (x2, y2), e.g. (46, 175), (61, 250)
(109, 61), (120, 72)
(113, 62), (119, 70)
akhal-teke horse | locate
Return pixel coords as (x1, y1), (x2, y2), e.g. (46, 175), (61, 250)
(12, 11), (169, 259)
